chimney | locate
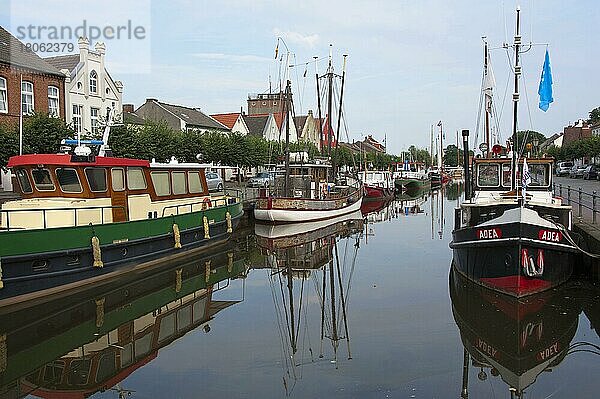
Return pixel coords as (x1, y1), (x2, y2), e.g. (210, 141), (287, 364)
(308, 109), (313, 116)
(123, 104), (134, 113)
(146, 98), (158, 104)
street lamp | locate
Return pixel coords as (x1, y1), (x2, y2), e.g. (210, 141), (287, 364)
(533, 138), (539, 157)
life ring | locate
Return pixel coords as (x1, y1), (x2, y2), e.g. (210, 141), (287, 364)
(202, 197), (212, 210)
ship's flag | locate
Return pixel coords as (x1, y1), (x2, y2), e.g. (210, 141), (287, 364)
(538, 49), (553, 112)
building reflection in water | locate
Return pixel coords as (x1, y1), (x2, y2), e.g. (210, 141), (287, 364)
(450, 266), (600, 397)
(0, 247), (248, 398)
(254, 211), (364, 395)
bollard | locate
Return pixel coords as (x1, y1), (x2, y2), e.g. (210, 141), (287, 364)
(594, 191), (597, 224)
(578, 187), (582, 217)
(567, 186), (571, 206)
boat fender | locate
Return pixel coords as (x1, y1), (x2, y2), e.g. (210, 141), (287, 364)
(226, 211), (232, 233)
(203, 216), (210, 239)
(205, 260), (212, 283)
(0, 259), (3, 289)
(227, 252), (234, 272)
(202, 197), (212, 210)
(172, 223), (182, 249)
(95, 297), (105, 328)
(175, 268), (183, 293)
(91, 236), (103, 268)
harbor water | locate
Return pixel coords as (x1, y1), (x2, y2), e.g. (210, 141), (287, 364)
(1, 184), (598, 398)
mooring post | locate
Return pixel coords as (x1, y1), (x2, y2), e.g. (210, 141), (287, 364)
(593, 191), (597, 224)
(559, 183), (562, 197)
(578, 187), (582, 217)
(567, 185), (571, 205)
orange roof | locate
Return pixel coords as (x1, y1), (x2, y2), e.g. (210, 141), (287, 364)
(210, 113), (240, 129)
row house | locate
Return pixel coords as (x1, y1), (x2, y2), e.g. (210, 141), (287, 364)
(46, 37), (123, 137)
(562, 119), (591, 146)
(134, 98), (229, 133)
(210, 112), (250, 135)
(0, 26), (66, 125)
(0, 26), (66, 191)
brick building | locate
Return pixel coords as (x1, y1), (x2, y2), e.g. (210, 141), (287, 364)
(562, 119), (591, 146)
(0, 26), (66, 126)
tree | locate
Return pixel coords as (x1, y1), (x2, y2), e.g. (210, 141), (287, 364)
(22, 113), (74, 155)
(0, 124), (18, 169)
(589, 107), (600, 125)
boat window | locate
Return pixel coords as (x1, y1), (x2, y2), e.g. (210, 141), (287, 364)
(374, 173), (383, 180)
(172, 171), (187, 195)
(158, 312), (176, 343)
(188, 171), (202, 194)
(95, 352), (116, 383)
(31, 168), (55, 191)
(111, 168), (125, 191)
(15, 168), (33, 193)
(134, 332), (153, 359)
(121, 343), (133, 367)
(56, 168), (83, 193)
(67, 358), (91, 385)
(85, 168), (107, 192)
(527, 164), (550, 187)
(127, 167), (147, 190)
(476, 163), (500, 187)
(43, 361), (65, 384)
(502, 164), (512, 187)
(178, 305), (192, 331)
(193, 297), (208, 322)
(151, 171), (171, 196)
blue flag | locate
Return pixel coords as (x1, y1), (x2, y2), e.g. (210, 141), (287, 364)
(538, 49), (553, 112)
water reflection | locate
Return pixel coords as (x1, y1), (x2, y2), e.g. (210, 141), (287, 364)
(0, 248), (247, 398)
(450, 266), (599, 397)
(254, 212), (363, 395)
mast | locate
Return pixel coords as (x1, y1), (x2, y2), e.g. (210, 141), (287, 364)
(437, 121), (443, 171)
(327, 45), (334, 179)
(284, 80), (292, 197)
(334, 54), (348, 177)
(511, 7), (521, 191)
(430, 124), (434, 168)
(483, 38), (491, 156)
(315, 58), (324, 161)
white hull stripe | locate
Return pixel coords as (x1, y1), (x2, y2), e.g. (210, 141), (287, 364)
(254, 199), (363, 222)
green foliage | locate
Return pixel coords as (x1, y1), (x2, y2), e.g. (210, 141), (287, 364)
(443, 144), (463, 167)
(0, 124), (18, 169)
(0, 113), (73, 168)
(514, 130), (546, 152)
(560, 136), (600, 161)
(589, 107), (600, 125)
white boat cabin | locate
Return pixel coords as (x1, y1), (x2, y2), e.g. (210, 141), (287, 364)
(1, 154), (224, 230)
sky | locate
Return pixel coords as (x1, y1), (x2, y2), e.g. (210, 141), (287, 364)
(1, 0), (598, 154)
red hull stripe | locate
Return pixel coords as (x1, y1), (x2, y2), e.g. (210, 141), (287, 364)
(479, 276), (552, 296)
(8, 154), (149, 168)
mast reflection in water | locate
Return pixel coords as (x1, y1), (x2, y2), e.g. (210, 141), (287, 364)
(254, 211), (363, 395)
(0, 248), (247, 398)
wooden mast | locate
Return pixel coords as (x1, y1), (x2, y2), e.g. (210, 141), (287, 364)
(334, 54), (348, 178)
(315, 58), (324, 166)
(326, 45), (334, 180)
(511, 7), (521, 191)
(484, 39), (491, 157)
(284, 80), (291, 197)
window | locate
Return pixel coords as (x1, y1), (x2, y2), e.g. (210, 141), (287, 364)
(95, 352), (116, 383)
(111, 168), (125, 191)
(56, 168), (83, 193)
(188, 171), (202, 194)
(72, 105), (83, 134)
(21, 81), (34, 115)
(158, 313), (176, 343)
(15, 169), (33, 193)
(89, 70), (97, 94)
(127, 167), (146, 190)
(151, 171), (171, 196)
(0, 77), (7, 113)
(67, 358), (91, 386)
(134, 332), (153, 359)
(32, 169), (55, 191)
(477, 163), (500, 187)
(177, 305), (192, 331)
(48, 86), (59, 117)
(85, 168), (107, 192)
(90, 107), (99, 134)
(172, 171), (186, 195)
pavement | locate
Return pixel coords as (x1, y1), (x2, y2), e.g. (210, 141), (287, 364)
(554, 176), (600, 225)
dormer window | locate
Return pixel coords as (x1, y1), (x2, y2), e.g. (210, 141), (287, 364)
(89, 70), (98, 94)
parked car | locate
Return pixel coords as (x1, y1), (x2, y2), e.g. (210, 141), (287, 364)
(247, 172), (274, 188)
(583, 164), (600, 180)
(569, 164), (587, 179)
(555, 161), (574, 176)
(205, 171), (223, 191)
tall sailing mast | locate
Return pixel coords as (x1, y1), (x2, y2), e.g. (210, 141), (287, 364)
(510, 7), (521, 191)
(483, 37), (492, 156)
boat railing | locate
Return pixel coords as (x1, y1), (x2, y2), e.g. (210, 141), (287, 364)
(0, 205), (128, 232)
(160, 195), (240, 217)
(266, 183), (361, 201)
(553, 183), (598, 224)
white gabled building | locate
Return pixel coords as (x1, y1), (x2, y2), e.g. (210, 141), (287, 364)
(45, 37), (123, 137)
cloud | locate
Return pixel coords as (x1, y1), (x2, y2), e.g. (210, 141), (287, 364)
(272, 28), (319, 48)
